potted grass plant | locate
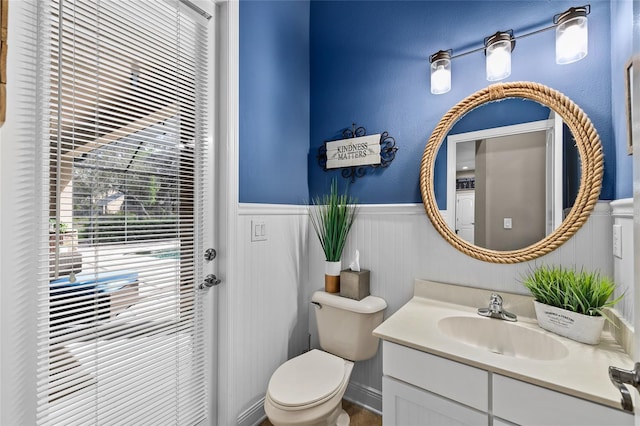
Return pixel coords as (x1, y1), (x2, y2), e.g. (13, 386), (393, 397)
(522, 265), (623, 344)
(309, 178), (358, 293)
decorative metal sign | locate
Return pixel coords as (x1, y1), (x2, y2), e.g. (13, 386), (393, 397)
(318, 124), (398, 182)
(326, 134), (381, 169)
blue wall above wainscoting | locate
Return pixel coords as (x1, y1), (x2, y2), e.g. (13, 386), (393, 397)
(308, 1), (616, 204)
(239, 1), (632, 205)
(239, 0), (310, 204)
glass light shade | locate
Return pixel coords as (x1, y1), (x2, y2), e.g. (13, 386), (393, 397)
(430, 57), (451, 95)
(486, 39), (512, 81)
(556, 15), (588, 64)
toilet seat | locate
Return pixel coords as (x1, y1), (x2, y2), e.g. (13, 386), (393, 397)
(267, 350), (348, 410)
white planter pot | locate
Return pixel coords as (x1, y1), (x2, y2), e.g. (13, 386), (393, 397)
(325, 260), (342, 276)
(533, 301), (605, 345)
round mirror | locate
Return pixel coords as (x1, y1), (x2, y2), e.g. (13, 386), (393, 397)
(437, 98), (581, 251)
(420, 82), (603, 263)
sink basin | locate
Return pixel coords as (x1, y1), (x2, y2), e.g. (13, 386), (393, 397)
(438, 316), (569, 361)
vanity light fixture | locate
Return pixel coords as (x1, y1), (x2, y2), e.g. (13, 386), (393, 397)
(485, 31), (515, 81)
(428, 4), (590, 94)
(429, 50), (452, 94)
(554, 5), (589, 64)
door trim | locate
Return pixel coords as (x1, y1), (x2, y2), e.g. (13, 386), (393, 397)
(214, 1), (239, 425)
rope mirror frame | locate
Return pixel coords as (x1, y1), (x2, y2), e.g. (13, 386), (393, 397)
(420, 81), (604, 264)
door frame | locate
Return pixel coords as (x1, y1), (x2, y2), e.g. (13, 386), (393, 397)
(198, 0), (222, 424)
(631, 54), (640, 424)
(445, 119), (555, 231)
(211, 1), (238, 425)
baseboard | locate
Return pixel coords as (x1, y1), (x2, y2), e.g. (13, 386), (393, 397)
(238, 396), (266, 426)
(343, 380), (383, 416)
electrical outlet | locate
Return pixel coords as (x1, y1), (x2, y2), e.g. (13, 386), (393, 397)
(251, 220), (267, 242)
(613, 224), (622, 258)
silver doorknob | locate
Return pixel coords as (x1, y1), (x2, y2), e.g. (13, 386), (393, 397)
(204, 248), (217, 261)
(199, 274), (221, 289)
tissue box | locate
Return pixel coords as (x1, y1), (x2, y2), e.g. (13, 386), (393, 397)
(339, 269), (370, 300)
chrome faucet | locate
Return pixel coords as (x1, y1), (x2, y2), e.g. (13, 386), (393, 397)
(477, 293), (517, 322)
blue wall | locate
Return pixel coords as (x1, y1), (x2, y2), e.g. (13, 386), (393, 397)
(239, 0), (310, 204)
(309, 1), (616, 203)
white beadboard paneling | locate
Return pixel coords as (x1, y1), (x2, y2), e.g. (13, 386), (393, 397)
(308, 201), (614, 412)
(230, 201), (618, 420)
(611, 198), (634, 324)
(234, 204), (309, 426)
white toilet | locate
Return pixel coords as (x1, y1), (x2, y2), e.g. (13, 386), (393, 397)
(264, 290), (387, 426)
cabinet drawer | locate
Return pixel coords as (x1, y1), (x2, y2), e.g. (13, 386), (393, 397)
(493, 374), (633, 426)
(383, 376), (487, 426)
(382, 341), (488, 411)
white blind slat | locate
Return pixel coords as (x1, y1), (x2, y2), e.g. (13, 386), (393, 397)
(37, 0), (209, 424)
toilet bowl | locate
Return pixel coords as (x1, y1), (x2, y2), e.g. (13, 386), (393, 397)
(264, 291), (387, 426)
(264, 350), (354, 426)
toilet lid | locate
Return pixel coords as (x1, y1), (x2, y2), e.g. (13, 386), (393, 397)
(268, 349), (346, 408)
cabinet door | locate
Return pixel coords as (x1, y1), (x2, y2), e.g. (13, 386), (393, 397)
(493, 374), (633, 426)
(383, 376), (487, 426)
(383, 341), (488, 411)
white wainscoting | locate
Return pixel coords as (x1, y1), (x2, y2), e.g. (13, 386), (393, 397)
(611, 198), (634, 324)
(232, 201), (616, 423)
(308, 201), (614, 413)
(234, 204), (310, 426)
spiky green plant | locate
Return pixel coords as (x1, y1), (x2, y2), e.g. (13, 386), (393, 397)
(522, 265), (623, 319)
(309, 178), (358, 262)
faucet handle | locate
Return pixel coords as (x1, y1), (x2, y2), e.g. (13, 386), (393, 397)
(478, 293), (517, 321)
(489, 293), (503, 305)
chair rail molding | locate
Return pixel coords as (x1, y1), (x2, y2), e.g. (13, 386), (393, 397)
(611, 198), (633, 218)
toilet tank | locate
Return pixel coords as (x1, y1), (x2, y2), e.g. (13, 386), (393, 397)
(311, 291), (387, 361)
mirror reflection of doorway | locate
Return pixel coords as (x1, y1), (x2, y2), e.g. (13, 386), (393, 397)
(456, 191), (475, 244)
(446, 116), (566, 251)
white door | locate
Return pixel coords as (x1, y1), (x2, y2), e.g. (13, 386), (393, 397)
(456, 191), (475, 244)
(35, 1), (217, 424)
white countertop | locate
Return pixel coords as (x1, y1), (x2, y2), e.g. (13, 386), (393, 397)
(373, 279), (634, 411)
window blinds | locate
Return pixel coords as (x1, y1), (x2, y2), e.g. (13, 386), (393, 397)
(37, 1), (209, 424)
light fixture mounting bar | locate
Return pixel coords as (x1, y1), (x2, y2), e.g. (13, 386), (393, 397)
(443, 4), (590, 61)
(449, 25), (555, 60)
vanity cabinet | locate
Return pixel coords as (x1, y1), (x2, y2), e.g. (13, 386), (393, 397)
(492, 374), (632, 426)
(382, 341), (633, 426)
(383, 376), (486, 426)
(382, 340), (488, 426)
